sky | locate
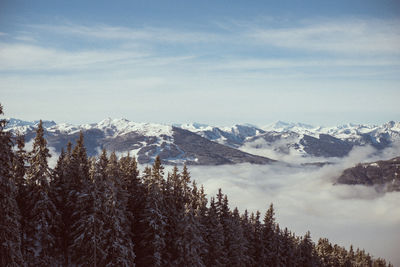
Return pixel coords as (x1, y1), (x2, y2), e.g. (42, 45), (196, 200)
(1, 0), (400, 126)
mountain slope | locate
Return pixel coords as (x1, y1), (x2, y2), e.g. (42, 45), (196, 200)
(180, 121), (400, 158)
(5, 118), (274, 165)
(337, 157), (400, 192)
(6, 118), (400, 164)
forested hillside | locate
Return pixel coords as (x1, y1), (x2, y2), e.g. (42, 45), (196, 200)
(0, 105), (392, 266)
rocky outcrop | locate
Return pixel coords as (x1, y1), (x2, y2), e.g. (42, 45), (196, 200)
(337, 157), (400, 192)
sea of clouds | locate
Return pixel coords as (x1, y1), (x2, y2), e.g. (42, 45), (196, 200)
(188, 144), (400, 265)
(41, 139), (400, 265)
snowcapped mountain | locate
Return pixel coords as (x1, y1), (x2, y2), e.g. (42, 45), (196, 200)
(5, 118), (400, 164)
(5, 118), (274, 165)
(177, 121), (400, 159)
(177, 123), (265, 148)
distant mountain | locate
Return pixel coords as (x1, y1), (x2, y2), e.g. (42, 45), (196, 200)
(337, 157), (400, 192)
(5, 118), (274, 165)
(178, 123), (265, 148)
(5, 118), (400, 164)
(178, 121), (400, 158)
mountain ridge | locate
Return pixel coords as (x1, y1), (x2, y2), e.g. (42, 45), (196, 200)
(5, 118), (400, 164)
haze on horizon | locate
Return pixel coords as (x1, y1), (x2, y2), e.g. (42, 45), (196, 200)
(1, 0), (400, 126)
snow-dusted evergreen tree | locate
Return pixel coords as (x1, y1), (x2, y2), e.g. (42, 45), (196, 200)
(173, 204), (205, 267)
(263, 203), (276, 266)
(135, 165), (166, 267)
(65, 133), (94, 266)
(226, 207), (247, 267)
(240, 209), (253, 266)
(0, 104), (24, 266)
(163, 166), (182, 264)
(299, 231), (319, 266)
(317, 237), (336, 267)
(49, 148), (69, 264)
(70, 152), (108, 266)
(251, 210), (266, 266)
(102, 152), (135, 266)
(24, 120), (59, 266)
(119, 153), (142, 243)
(13, 133), (27, 191)
(280, 227), (296, 266)
(12, 133), (28, 262)
(204, 197), (226, 267)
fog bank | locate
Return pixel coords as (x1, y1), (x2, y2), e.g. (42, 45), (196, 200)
(189, 146), (400, 265)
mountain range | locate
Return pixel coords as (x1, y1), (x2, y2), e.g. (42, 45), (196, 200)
(5, 118), (400, 166)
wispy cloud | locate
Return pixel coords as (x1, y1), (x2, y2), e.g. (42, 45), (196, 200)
(1, 17), (399, 125)
(247, 18), (400, 55)
(0, 42), (198, 72)
(30, 24), (222, 44)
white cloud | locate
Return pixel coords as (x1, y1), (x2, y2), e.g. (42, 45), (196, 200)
(30, 24), (222, 44)
(247, 18), (400, 55)
(0, 43), (149, 71)
(188, 145), (400, 265)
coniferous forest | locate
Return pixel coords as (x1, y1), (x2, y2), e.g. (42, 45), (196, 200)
(0, 104), (393, 266)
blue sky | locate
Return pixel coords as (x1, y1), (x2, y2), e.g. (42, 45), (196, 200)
(1, 0), (399, 126)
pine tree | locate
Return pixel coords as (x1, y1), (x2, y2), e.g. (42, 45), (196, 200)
(240, 210), (253, 266)
(204, 197), (226, 267)
(24, 120), (59, 266)
(50, 148), (68, 265)
(226, 207), (247, 267)
(298, 231), (319, 267)
(70, 154), (108, 266)
(103, 151), (135, 266)
(263, 203), (276, 266)
(12, 133), (28, 262)
(317, 237), (335, 267)
(0, 104), (24, 266)
(251, 210), (266, 266)
(135, 165), (166, 267)
(119, 153), (141, 242)
(163, 166), (180, 265)
(173, 204), (205, 267)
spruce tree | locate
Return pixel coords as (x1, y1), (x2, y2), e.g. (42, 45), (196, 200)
(173, 204), (205, 267)
(103, 152), (135, 266)
(0, 104), (24, 266)
(135, 165), (166, 267)
(240, 210), (253, 266)
(24, 120), (59, 266)
(119, 153), (142, 241)
(226, 207), (247, 267)
(70, 155), (108, 266)
(12, 133), (28, 262)
(251, 210), (266, 266)
(263, 203), (276, 266)
(204, 197), (226, 267)
(299, 231), (319, 266)
(50, 148), (68, 265)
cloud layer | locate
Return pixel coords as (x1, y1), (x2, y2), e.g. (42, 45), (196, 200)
(187, 146), (400, 265)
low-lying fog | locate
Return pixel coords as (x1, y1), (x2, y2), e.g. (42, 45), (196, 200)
(42, 138), (400, 265)
(189, 144), (400, 265)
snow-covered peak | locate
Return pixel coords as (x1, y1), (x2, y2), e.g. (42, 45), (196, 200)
(262, 121), (316, 133)
(177, 122), (214, 132)
(5, 118), (35, 128)
(94, 118), (173, 137)
(5, 118), (57, 134)
(383, 121), (400, 131)
(5, 118), (56, 128)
